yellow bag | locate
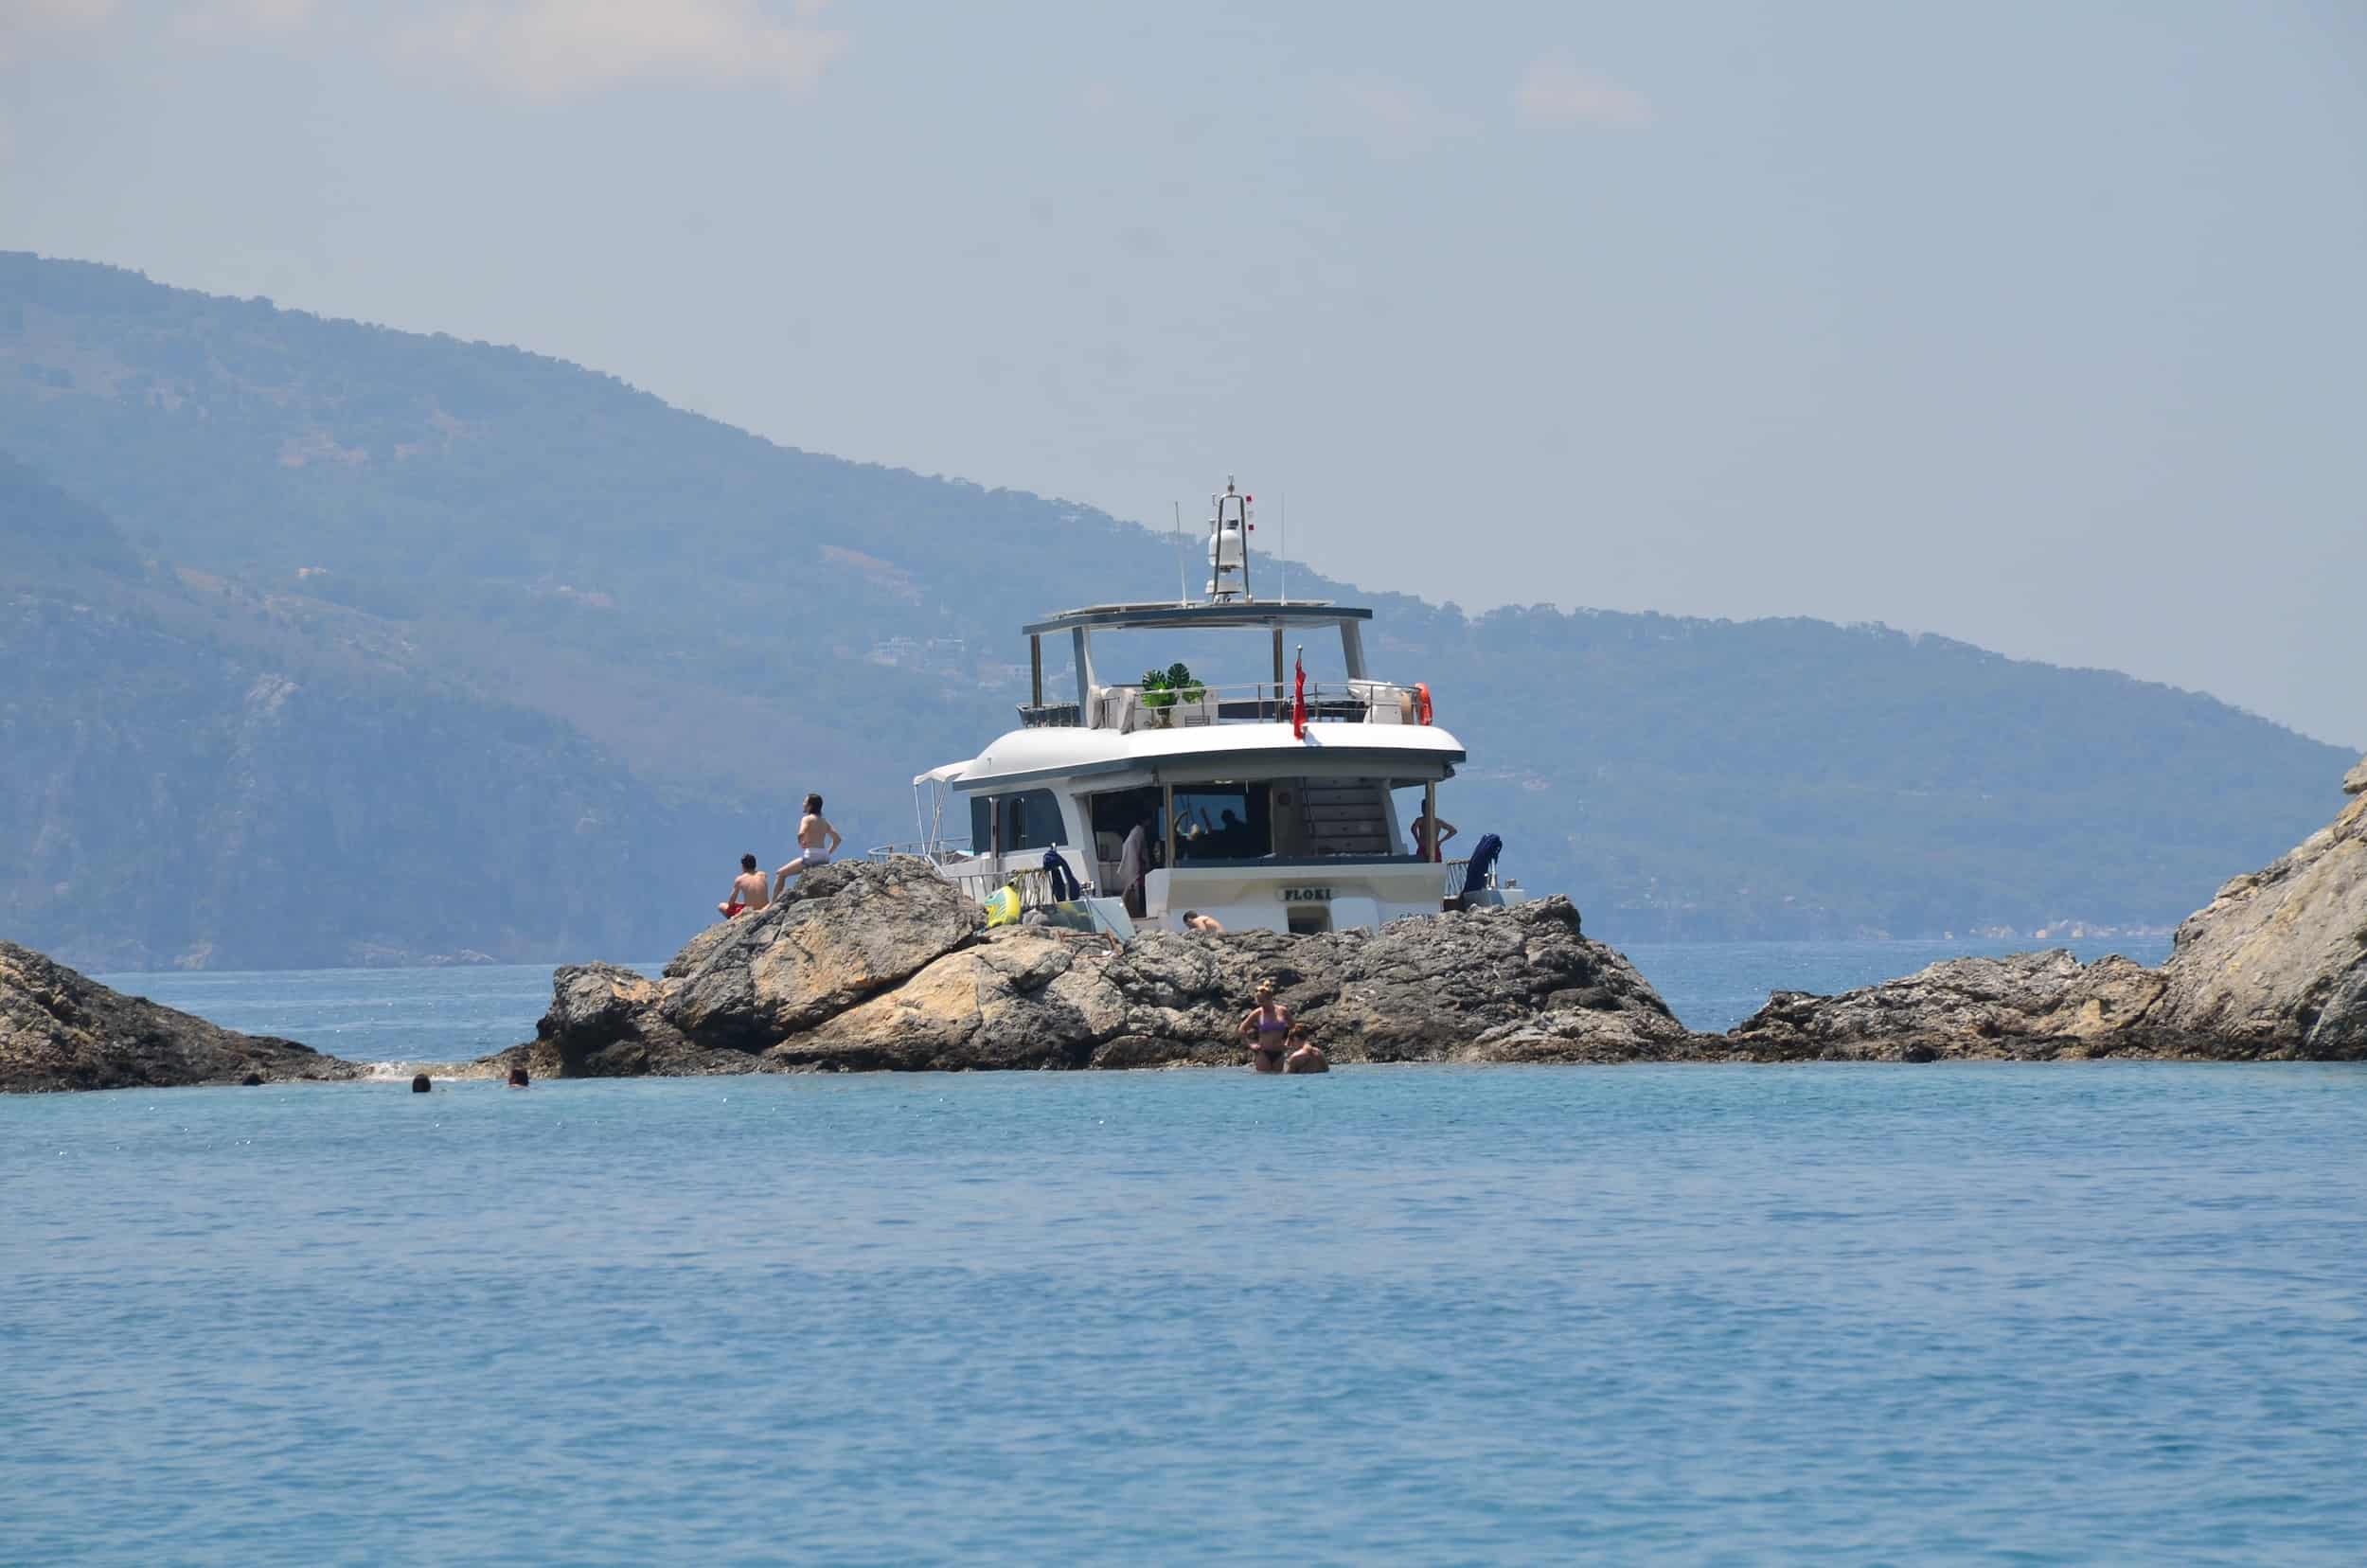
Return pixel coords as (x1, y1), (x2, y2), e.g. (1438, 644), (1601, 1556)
(984, 885), (1022, 928)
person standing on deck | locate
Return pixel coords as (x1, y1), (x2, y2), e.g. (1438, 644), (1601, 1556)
(1411, 809), (1458, 863)
(774, 793), (843, 899)
(1119, 816), (1150, 919)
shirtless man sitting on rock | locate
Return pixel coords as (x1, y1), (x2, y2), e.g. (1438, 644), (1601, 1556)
(720, 853), (770, 918)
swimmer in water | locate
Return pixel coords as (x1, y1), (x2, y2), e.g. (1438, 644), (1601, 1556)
(1283, 1024), (1329, 1074)
(1237, 979), (1291, 1073)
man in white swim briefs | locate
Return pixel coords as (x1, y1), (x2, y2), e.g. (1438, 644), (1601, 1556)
(774, 793), (844, 899)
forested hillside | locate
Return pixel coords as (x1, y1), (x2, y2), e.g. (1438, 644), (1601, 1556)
(2, 251), (2349, 966)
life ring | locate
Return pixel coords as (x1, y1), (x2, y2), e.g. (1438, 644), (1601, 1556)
(1415, 683), (1433, 725)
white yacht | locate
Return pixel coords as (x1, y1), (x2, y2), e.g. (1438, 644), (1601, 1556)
(886, 479), (1518, 935)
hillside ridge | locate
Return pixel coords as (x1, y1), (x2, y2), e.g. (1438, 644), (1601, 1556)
(2, 250), (2349, 964)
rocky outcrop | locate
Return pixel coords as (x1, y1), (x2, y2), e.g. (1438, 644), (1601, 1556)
(1732, 763), (2367, 1060)
(663, 859), (982, 1047)
(1729, 951), (2172, 1060)
(1, 939), (359, 1091)
(2148, 786), (2367, 1055)
(497, 858), (1695, 1075)
(508, 757), (2367, 1077)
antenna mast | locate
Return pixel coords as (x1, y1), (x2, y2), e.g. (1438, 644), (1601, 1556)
(1174, 501), (1186, 606)
(1279, 490), (1288, 605)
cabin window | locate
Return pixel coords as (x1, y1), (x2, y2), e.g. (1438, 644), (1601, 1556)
(1174, 783), (1271, 862)
(1005, 790), (1068, 850)
(970, 790), (1069, 853)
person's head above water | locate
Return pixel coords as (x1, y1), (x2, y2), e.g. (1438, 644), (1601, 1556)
(740, 853), (757, 871)
(410, 1073), (431, 1093)
(804, 793), (824, 815)
(507, 1067), (530, 1088)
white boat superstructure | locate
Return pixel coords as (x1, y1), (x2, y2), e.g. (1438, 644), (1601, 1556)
(883, 478), (1519, 935)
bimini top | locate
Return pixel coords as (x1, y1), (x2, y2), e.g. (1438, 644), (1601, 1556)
(1021, 600), (1372, 637)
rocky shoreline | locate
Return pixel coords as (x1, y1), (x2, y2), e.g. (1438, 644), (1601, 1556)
(0, 939), (361, 1092)
(7, 757), (2361, 1091)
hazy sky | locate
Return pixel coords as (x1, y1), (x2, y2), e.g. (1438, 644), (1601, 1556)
(6, 1), (2362, 746)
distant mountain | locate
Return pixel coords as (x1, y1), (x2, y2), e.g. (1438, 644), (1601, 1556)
(2, 251), (2350, 966)
(2, 454), (760, 970)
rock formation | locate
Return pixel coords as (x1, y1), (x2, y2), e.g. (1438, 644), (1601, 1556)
(1728, 952), (2172, 1060)
(2147, 774), (2367, 1055)
(1734, 760), (2367, 1060)
(497, 856), (1694, 1076)
(1, 940), (359, 1092)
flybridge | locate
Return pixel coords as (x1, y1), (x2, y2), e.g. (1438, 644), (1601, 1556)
(1018, 601), (1386, 731)
(1015, 477), (1401, 729)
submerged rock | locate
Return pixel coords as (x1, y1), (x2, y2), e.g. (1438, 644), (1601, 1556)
(0, 940), (359, 1092)
(497, 865), (1698, 1076)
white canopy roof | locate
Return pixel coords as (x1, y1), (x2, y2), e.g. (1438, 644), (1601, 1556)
(913, 760), (975, 788)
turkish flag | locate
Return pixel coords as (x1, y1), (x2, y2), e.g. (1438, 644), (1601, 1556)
(1291, 652), (1307, 739)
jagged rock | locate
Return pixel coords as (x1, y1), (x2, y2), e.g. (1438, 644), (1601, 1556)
(2150, 789), (2367, 1055)
(1728, 951), (2169, 1060)
(1, 939), (359, 1092)
(499, 885), (1696, 1074)
(1728, 760), (2367, 1060)
(662, 858), (982, 1048)
(521, 961), (759, 1078)
(1322, 899), (1687, 1060)
(496, 755), (2367, 1077)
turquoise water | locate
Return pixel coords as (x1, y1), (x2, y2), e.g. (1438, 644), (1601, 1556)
(19, 939), (2360, 1566)
(7, 1062), (2363, 1563)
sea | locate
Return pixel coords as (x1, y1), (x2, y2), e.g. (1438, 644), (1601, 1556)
(9, 936), (2367, 1565)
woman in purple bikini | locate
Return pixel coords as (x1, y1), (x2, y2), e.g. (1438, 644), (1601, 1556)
(1237, 979), (1292, 1073)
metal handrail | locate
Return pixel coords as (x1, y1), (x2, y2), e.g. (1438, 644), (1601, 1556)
(1081, 678), (1424, 734)
(867, 842), (968, 865)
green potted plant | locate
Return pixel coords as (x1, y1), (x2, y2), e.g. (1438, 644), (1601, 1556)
(1140, 662), (1206, 727)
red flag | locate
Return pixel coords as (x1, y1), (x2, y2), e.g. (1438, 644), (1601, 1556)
(1291, 651), (1307, 739)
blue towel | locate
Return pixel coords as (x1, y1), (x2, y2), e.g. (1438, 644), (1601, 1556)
(1041, 847), (1083, 902)
(1459, 833), (1504, 900)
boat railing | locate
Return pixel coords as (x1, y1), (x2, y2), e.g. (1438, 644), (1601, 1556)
(869, 846), (1074, 909)
(1438, 856), (1519, 901)
(867, 842), (970, 867)
(1019, 679), (1426, 734)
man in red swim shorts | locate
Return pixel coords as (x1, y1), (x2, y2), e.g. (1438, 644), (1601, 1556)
(719, 853), (770, 918)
